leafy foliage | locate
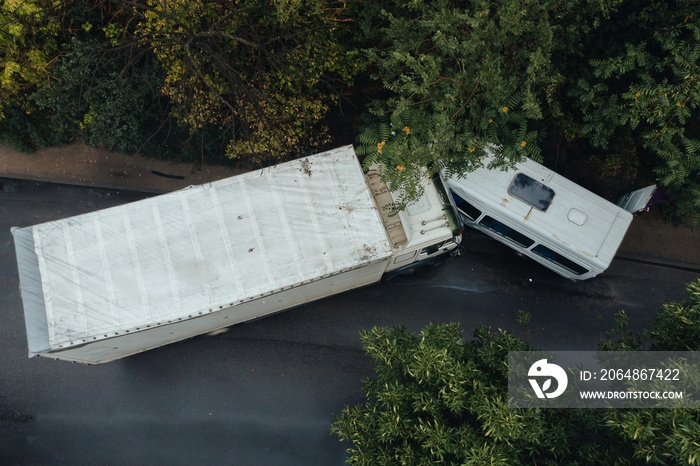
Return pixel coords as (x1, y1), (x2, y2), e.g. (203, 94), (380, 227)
(358, 0), (700, 223)
(1, 0), (360, 165)
(2, 0), (699, 222)
(601, 279), (700, 465)
(26, 36), (213, 159)
(649, 279), (700, 352)
(356, 0), (554, 202)
(331, 324), (630, 465)
(125, 0), (361, 165)
(0, 0), (63, 116)
(0, 102), (46, 152)
(566, 0), (700, 225)
(334, 279), (700, 464)
(598, 310), (648, 352)
(600, 279), (700, 353)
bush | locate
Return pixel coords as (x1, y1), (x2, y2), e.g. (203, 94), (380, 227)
(331, 324), (630, 465)
(334, 280), (700, 464)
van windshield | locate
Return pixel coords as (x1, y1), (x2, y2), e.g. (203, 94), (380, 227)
(508, 174), (555, 211)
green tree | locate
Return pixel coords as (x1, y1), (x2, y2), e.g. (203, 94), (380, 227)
(0, 0), (62, 112)
(333, 280), (700, 464)
(0, 0), (68, 151)
(357, 0), (700, 223)
(116, 0), (361, 164)
(29, 37), (173, 155)
(604, 279), (700, 465)
(600, 278), (700, 353)
(2, 0), (361, 163)
(649, 279), (700, 352)
(563, 0), (700, 225)
(355, 0), (557, 208)
(331, 324), (630, 465)
(0, 1), (183, 156)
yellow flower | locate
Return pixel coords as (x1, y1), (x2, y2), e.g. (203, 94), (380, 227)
(396, 164), (407, 172)
(468, 147), (475, 152)
(377, 141), (386, 154)
(520, 140), (527, 148)
(488, 119), (493, 123)
(500, 106), (509, 114)
(402, 126), (411, 135)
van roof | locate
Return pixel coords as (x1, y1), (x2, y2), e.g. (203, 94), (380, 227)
(446, 155), (633, 268)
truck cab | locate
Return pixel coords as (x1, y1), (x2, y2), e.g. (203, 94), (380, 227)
(365, 168), (462, 278)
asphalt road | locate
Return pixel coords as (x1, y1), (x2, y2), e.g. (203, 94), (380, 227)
(1, 179), (698, 465)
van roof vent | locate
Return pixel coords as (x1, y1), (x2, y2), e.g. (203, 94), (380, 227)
(567, 208), (587, 226)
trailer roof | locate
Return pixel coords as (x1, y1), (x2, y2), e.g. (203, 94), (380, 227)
(13, 146), (392, 352)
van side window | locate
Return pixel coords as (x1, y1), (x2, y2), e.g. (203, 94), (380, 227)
(479, 216), (535, 248)
(509, 174), (555, 211)
(532, 244), (588, 275)
(451, 192), (482, 221)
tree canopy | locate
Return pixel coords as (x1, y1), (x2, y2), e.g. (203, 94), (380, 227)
(356, 0), (700, 223)
(355, 0), (559, 184)
(332, 279), (700, 465)
(1, 0), (699, 222)
(126, 0), (361, 163)
(1, 0), (361, 163)
(331, 323), (628, 465)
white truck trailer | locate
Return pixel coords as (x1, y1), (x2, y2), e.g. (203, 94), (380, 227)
(12, 145), (461, 364)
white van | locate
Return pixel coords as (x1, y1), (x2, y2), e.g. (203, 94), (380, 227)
(445, 152), (655, 280)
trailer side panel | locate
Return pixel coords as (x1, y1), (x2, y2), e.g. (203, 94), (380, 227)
(33, 258), (389, 364)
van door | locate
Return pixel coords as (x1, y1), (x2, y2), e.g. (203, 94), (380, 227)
(617, 185), (657, 213)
